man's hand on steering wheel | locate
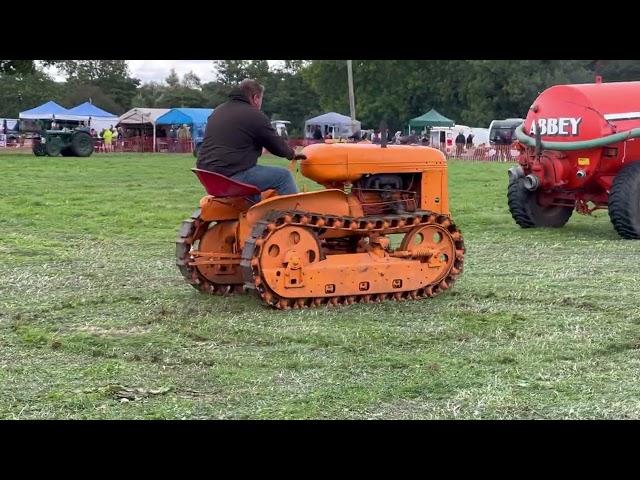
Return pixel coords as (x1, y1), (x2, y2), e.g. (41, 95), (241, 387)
(288, 147), (306, 171)
(293, 146), (306, 161)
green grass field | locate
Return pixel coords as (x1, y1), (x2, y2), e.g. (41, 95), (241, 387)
(1, 150), (639, 419)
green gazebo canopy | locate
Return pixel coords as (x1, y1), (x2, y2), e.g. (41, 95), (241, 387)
(408, 108), (455, 129)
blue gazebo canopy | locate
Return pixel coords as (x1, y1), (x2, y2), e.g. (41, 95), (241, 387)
(19, 101), (72, 119)
(155, 108), (214, 126)
(67, 102), (117, 118)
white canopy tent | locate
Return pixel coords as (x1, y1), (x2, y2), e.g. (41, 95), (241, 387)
(117, 108), (170, 152)
(304, 112), (361, 139)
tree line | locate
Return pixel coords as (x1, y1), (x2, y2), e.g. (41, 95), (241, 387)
(1, 60), (639, 136)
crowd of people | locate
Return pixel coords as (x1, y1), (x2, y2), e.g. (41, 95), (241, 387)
(455, 131), (475, 155)
(309, 125), (438, 146)
(302, 125), (496, 162)
(354, 129), (504, 161)
(89, 125), (125, 152)
(162, 124), (193, 153)
(168, 124), (192, 140)
(87, 122), (195, 153)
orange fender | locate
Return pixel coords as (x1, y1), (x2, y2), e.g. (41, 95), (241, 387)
(245, 189), (362, 226)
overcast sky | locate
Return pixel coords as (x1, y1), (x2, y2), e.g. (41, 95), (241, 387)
(44, 60), (284, 83)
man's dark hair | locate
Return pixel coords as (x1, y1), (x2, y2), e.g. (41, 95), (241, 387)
(239, 79), (265, 100)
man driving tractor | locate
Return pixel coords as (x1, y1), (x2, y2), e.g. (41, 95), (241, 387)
(196, 79), (300, 201)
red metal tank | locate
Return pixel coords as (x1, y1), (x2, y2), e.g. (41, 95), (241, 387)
(509, 80), (640, 238)
(526, 81), (640, 140)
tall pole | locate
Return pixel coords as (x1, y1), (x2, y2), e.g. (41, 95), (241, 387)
(347, 60), (356, 121)
(141, 113), (145, 153)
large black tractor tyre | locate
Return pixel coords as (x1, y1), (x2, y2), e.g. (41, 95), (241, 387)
(70, 131), (94, 157)
(507, 177), (573, 228)
(608, 161), (640, 239)
(45, 137), (62, 157)
(32, 142), (47, 156)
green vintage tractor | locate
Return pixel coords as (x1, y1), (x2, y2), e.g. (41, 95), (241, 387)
(32, 128), (94, 157)
(24, 119), (95, 157)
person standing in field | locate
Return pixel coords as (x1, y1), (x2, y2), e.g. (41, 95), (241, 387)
(102, 127), (113, 152)
(455, 131), (466, 156)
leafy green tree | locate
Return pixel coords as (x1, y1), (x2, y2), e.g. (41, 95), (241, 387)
(0, 60), (60, 75)
(0, 71), (63, 117)
(57, 60), (140, 113)
(592, 60), (640, 82)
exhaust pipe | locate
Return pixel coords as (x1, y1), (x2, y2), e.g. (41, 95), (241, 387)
(523, 174), (541, 191)
(508, 166), (524, 182)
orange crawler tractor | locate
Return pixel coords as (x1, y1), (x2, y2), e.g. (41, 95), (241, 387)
(176, 142), (465, 309)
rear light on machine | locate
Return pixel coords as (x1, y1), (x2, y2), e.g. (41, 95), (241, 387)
(604, 147), (618, 157)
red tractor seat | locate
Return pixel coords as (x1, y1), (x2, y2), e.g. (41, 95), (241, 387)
(192, 168), (261, 198)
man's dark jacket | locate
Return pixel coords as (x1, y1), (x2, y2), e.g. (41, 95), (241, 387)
(196, 89), (294, 177)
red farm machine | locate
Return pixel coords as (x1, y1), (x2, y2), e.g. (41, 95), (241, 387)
(509, 79), (640, 239)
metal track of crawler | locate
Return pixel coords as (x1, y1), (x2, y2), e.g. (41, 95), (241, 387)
(240, 210), (465, 310)
(175, 209), (244, 296)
